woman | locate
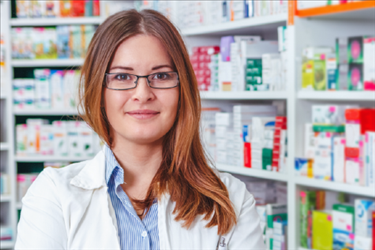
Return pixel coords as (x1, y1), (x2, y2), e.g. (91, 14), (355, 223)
(15, 9), (265, 250)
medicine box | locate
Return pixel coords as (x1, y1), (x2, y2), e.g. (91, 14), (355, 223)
(333, 204), (355, 250)
(355, 199), (375, 237)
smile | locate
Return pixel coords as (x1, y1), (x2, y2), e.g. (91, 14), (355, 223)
(126, 110), (160, 120)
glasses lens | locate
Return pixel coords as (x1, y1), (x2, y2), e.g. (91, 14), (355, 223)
(148, 72), (179, 88)
(106, 73), (137, 89)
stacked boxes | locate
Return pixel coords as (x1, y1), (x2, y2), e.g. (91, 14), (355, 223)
(16, 119), (102, 157)
(13, 69), (80, 110)
(215, 112), (233, 164)
(245, 58), (263, 91)
(15, 0), (100, 18)
(11, 25), (97, 60)
(333, 204), (355, 250)
(296, 105), (375, 188)
(234, 105), (277, 167)
(272, 117), (287, 172)
(190, 46), (220, 91)
(251, 117), (276, 170)
(302, 35), (375, 91)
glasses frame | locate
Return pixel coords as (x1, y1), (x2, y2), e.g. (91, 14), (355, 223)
(104, 71), (180, 90)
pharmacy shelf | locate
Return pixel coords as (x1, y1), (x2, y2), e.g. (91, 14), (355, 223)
(10, 17), (103, 26)
(15, 155), (90, 162)
(215, 163), (288, 182)
(181, 13), (287, 36)
(0, 89), (7, 99)
(297, 91), (375, 101)
(294, 177), (375, 198)
(296, 1), (375, 20)
(0, 143), (9, 151)
(0, 241), (14, 249)
(0, 194), (12, 202)
(200, 91), (288, 100)
(11, 59), (84, 67)
(14, 108), (79, 116)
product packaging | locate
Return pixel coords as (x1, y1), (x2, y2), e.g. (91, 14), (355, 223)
(312, 210), (333, 250)
(52, 121), (68, 157)
(67, 121), (81, 157)
(300, 191), (316, 249)
(34, 69), (51, 109)
(60, 0), (72, 17)
(50, 70), (64, 108)
(40, 124), (54, 155)
(57, 26), (70, 58)
(363, 37), (375, 90)
(16, 124), (28, 156)
(365, 132), (375, 188)
(355, 199), (375, 237)
(16, 0), (30, 18)
(348, 36), (364, 64)
(348, 63), (364, 91)
(45, 0), (60, 17)
(333, 137), (345, 183)
(333, 203), (355, 250)
(354, 236), (372, 250)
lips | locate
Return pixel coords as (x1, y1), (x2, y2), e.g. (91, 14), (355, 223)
(126, 109), (160, 120)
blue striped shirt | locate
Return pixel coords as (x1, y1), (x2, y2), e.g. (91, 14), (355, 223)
(105, 146), (159, 250)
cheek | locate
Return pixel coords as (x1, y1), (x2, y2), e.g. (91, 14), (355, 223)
(104, 90), (129, 120)
(159, 88), (179, 123)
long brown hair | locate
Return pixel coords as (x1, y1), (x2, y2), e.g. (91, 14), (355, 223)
(79, 9), (236, 235)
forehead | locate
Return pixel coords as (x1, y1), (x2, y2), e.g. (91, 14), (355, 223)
(111, 34), (172, 69)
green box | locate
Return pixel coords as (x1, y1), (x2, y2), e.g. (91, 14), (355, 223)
(300, 191), (316, 249)
(348, 63), (363, 91)
(246, 58), (262, 68)
(312, 125), (345, 133)
(348, 36), (364, 64)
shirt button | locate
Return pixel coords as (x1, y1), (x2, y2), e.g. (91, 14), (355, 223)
(141, 231), (147, 238)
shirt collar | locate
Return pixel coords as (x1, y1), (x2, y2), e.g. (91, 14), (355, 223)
(104, 145), (124, 185)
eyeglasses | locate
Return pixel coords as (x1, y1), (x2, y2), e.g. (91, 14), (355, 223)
(105, 72), (179, 90)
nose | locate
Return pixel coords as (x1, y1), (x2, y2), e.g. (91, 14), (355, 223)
(132, 77), (155, 103)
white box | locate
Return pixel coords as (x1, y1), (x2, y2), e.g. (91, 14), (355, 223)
(40, 124), (53, 155)
(80, 122), (95, 157)
(333, 137), (345, 183)
(16, 124), (28, 156)
(50, 70), (64, 108)
(365, 132), (375, 188)
(34, 69), (51, 109)
(314, 147), (332, 180)
(364, 37), (375, 89)
(304, 124), (316, 158)
(215, 112), (232, 126)
(354, 235), (372, 250)
(52, 121), (68, 157)
(345, 158), (360, 185)
(67, 121), (81, 157)
(354, 199), (375, 237)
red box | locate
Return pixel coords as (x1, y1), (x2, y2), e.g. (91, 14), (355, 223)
(244, 142), (251, 168)
(71, 1), (85, 16)
(93, 0), (100, 16)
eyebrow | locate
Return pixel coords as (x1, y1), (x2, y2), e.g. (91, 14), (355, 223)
(110, 65), (173, 71)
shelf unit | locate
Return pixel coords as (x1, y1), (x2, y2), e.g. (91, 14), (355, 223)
(0, 143), (9, 151)
(1, 1), (17, 249)
(294, 177), (375, 198)
(0, 241), (15, 250)
(216, 164), (288, 182)
(297, 91), (375, 101)
(181, 13), (287, 36)
(2, 1), (375, 250)
(11, 59), (84, 67)
(200, 91), (288, 100)
(10, 17), (103, 26)
(15, 156), (91, 163)
(13, 108), (79, 116)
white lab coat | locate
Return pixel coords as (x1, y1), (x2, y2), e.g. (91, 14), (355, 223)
(15, 149), (266, 250)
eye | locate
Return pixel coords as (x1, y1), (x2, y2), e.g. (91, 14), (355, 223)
(154, 73), (169, 80)
(114, 74), (131, 81)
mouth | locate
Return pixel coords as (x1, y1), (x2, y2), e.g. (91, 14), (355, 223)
(126, 109), (160, 120)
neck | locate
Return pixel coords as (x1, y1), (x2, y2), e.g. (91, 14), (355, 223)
(111, 136), (163, 193)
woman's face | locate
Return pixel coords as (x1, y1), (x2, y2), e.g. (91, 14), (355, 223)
(104, 34), (179, 145)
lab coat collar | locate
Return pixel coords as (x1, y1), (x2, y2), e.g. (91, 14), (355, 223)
(70, 148), (107, 190)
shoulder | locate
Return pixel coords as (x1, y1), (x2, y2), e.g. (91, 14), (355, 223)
(217, 171), (255, 216)
(38, 160), (89, 187)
